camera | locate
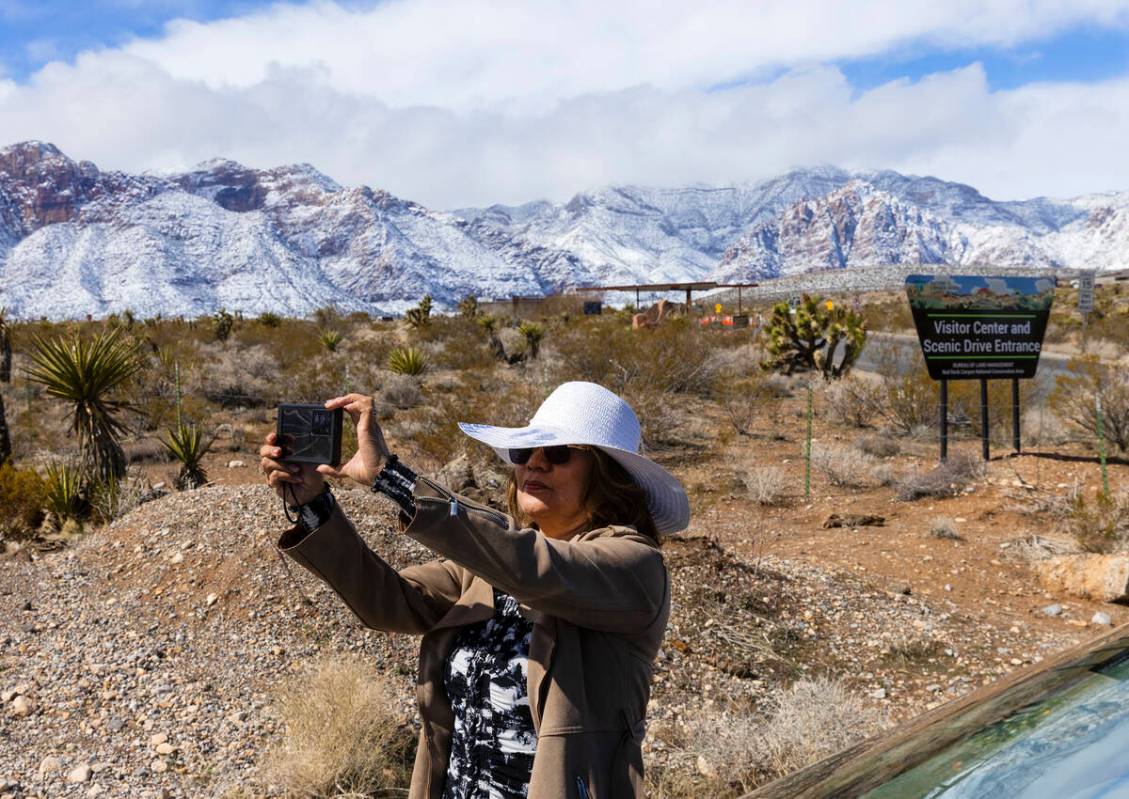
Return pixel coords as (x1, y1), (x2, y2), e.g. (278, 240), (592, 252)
(276, 404), (343, 465)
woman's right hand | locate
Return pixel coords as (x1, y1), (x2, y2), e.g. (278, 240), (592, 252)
(260, 432), (325, 506)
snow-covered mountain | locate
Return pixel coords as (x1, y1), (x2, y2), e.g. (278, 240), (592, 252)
(1, 141), (1126, 320)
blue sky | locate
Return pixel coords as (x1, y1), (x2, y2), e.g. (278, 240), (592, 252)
(2, 0), (1129, 206)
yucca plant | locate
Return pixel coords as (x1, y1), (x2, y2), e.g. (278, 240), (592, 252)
(518, 321), (545, 359)
(256, 311), (282, 328)
(26, 327), (142, 481)
(162, 420), (213, 490)
(387, 347), (428, 376)
(43, 462), (87, 525)
(319, 328), (344, 352)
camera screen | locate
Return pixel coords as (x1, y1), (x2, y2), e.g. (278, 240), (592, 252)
(278, 405), (340, 464)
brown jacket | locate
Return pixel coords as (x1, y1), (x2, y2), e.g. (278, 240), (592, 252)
(276, 475), (671, 799)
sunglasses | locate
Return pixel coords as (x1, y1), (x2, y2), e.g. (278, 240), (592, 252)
(508, 445), (585, 466)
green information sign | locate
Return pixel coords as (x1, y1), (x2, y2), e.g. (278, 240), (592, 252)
(905, 274), (1056, 380)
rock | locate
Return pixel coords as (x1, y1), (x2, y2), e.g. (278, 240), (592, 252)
(868, 688), (887, 699)
(227, 460), (245, 469)
(151, 759), (168, 774)
(149, 733), (168, 747)
(155, 743), (175, 755)
(38, 755), (61, 778)
(1092, 611), (1113, 626)
(86, 784), (104, 797)
(1041, 604), (1064, 617)
(696, 754), (716, 778)
(8, 696), (31, 717)
(0, 690), (14, 703)
(108, 717), (125, 733)
(1035, 554), (1129, 603)
(67, 764), (92, 783)
(887, 582), (912, 596)
(205, 593), (218, 607)
(823, 513), (885, 529)
(168, 551), (184, 565)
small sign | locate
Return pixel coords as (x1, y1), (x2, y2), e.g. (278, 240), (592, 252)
(582, 301), (603, 315)
(715, 303), (723, 314)
(789, 295), (801, 309)
(1078, 272), (1095, 314)
(905, 274), (1055, 380)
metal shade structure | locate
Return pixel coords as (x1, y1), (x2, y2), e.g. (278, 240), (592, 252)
(575, 281), (759, 311)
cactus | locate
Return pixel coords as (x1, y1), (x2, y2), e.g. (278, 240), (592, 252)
(761, 295), (867, 380)
(458, 294), (480, 318)
(212, 308), (235, 342)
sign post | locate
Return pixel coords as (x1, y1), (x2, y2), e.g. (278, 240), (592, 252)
(905, 274), (1056, 462)
(1078, 271), (1095, 352)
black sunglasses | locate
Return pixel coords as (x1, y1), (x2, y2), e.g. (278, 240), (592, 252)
(509, 445), (582, 466)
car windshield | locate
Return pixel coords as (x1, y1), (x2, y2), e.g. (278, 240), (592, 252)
(863, 649), (1129, 799)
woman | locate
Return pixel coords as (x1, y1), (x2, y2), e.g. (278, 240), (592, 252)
(260, 381), (690, 799)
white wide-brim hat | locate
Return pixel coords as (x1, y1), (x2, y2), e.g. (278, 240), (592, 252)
(457, 381), (690, 535)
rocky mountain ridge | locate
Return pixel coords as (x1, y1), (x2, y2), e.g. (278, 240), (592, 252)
(1, 141), (1126, 319)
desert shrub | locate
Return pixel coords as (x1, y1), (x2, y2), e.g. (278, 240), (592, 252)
(260, 655), (416, 797)
(1021, 406), (1072, 447)
(740, 465), (790, 505)
(656, 678), (881, 796)
(198, 343), (279, 407)
(824, 374), (883, 428)
(0, 463), (46, 538)
(1061, 489), (1129, 554)
(387, 347), (429, 376)
(854, 433), (899, 458)
(90, 469), (146, 523)
(927, 515), (962, 540)
(895, 452), (984, 501)
(1050, 356), (1129, 453)
(811, 443), (892, 489)
(255, 311), (282, 328)
(381, 373), (423, 410)
(872, 343), (938, 435)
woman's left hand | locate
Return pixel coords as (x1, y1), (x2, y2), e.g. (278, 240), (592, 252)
(317, 393), (391, 486)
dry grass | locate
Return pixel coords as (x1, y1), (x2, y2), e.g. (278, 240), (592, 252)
(895, 452), (984, 502)
(260, 655), (416, 798)
(810, 443), (892, 489)
(1060, 488), (1129, 554)
(926, 515), (962, 541)
(854, 433), (900, 458)
(739, 465), (791, 506)
(646, 678), (882, 797)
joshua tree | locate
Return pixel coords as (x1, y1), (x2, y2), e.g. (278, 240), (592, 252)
(761, 295), (867, 380)
(458, 294), (480, 318)
(0, 308), (11, 383)
(405, 294), (433, 330)
(212, 308), (235, 342)
(26, 326), (142, 481)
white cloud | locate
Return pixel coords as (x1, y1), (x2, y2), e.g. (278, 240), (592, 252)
(1, 0), (1129, 207)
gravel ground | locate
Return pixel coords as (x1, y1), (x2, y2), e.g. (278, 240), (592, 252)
(0, 484), (1080, 798)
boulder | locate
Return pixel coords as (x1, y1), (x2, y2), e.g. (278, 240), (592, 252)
(1035, 554), (1129, 604)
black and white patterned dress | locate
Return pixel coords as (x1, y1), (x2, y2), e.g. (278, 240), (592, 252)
(441, 587), (538, 799)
